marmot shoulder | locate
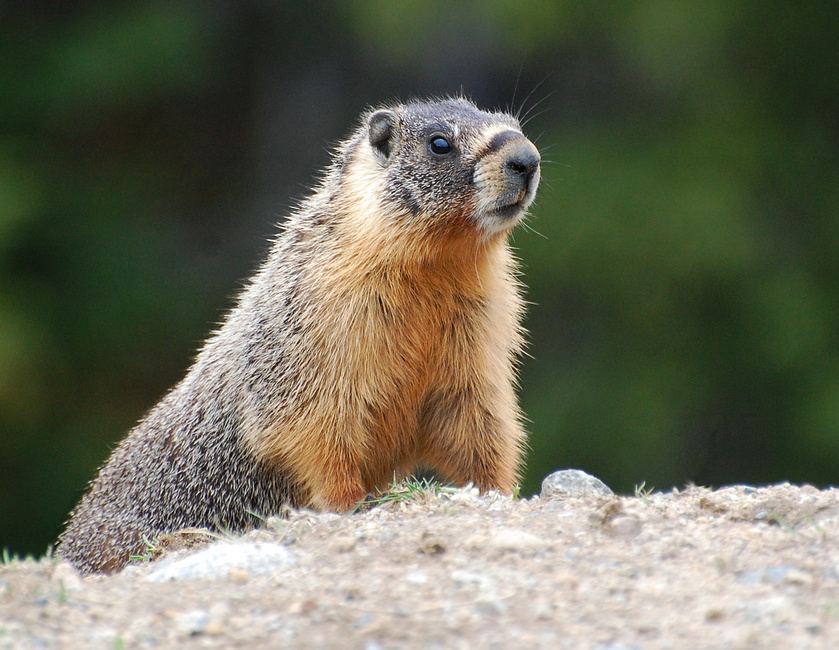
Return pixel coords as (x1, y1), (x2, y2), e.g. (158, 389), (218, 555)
(58, 97), (541, 573)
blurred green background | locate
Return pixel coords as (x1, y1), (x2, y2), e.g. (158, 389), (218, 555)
(2, 1), (837, 558)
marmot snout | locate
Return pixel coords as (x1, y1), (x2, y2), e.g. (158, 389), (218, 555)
(58, 97), (541, 574)
(474, 131), (540, 233)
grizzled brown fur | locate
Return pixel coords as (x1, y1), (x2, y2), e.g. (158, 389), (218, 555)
(58, 97), (541, 573)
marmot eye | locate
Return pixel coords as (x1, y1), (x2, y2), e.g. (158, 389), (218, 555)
(428, 136), (453, 156)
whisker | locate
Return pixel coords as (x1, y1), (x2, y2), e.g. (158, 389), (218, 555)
(516, 74), (552, 122)
(520, 220), (548, 240)
(521, 101), (555, 128)
(511, 59), (526, 118)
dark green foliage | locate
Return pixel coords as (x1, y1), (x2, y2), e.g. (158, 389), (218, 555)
(1, 1), (837, 556)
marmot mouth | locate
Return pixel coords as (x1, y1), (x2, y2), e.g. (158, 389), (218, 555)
(490, 201), (527, 222)
(489, 185), (533, 221)
(483, 166), (538, 224)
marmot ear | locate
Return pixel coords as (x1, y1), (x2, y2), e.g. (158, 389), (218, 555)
(368, 110), (399, 164)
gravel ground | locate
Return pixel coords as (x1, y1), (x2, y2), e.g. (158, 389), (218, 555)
(2, 474), (838, 649)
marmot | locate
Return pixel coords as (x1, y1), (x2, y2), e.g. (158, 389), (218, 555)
(58, 97), (541, 574)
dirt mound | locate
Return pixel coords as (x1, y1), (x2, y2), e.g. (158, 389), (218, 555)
(2, 479), (837, 649)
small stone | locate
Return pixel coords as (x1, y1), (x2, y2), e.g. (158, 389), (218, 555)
(606, 515), (643, 538)
(451, 570), (495, 591)
(446, 491), (485, 507)
(327, 533), (357, 553)
(705, 608), (725, 621)
(486, 529), (549, 553)
(406, 571), (428, 585)
(531, 597), (554, 620)
(552, 571), (579, 590)
(51, 561), (85, 593)
(744, 595), (793, 624)
(474, 600), (506, 617)
(204, 621), (226, 636)
(288, 600), (318, 615)
(417, 531), (447, 555)
(541, 469), (613, 498)
(176, 609), (210, 635)
(227, 568), (250, 583)
(783, 569), (813, 586)
(145, 541), (296, 582)
(353, 613), (375, 629)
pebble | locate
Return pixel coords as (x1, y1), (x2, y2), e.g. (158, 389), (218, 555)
(487, 529), (549, 553)
(541, 469), (614, 498)
(176, 609), (210, 635)
(144, 541), (296, 582)
(417, 531), (447, 555)
(406, 571), (428, 585)
(606, 515), (642, 538)
(51, 561), (85, 593)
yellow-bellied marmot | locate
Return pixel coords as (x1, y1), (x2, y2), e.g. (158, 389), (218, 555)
(58, 97), (541, 573)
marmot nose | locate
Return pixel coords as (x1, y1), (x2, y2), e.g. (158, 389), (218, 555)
(502, 141), (541, 186)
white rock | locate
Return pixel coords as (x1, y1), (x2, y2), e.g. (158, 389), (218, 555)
(541, 469), (613, 498)
(487, 529), (549, 553)
(145, 541), (296, 582)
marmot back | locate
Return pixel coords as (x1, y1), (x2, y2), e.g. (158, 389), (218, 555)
(58, 97), (541, 573)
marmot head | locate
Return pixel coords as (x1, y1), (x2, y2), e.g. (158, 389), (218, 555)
(347, 97), (540, 240)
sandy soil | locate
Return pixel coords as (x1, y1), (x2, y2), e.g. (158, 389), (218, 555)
(1, 477), (838, 649)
